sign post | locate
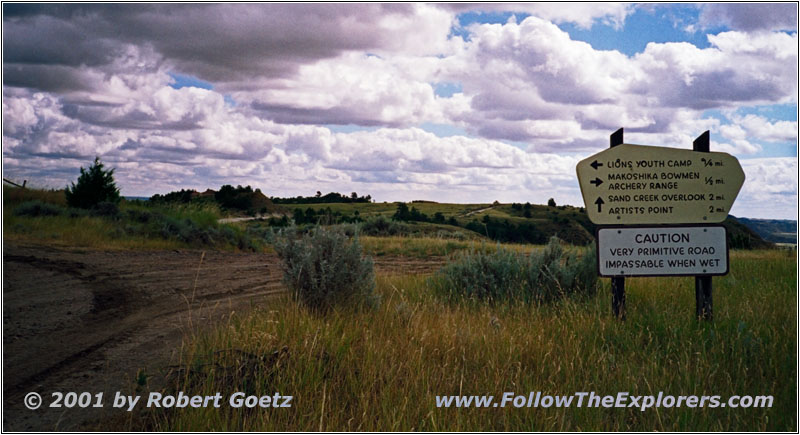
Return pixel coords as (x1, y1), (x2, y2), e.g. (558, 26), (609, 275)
(693, 131), (713, 320)
(609, 128), (625, 320)
(577, 129), (745, 321)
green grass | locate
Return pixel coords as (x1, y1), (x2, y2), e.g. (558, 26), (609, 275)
(4, 187), (265, 251)
(359, 236), (540, 258)
(4, 185), (67, 206)
(296, 201), (578, 222)
(290, 201), (596, 245)
(5, 212), (183, 250)
(135, 249), (796, 431)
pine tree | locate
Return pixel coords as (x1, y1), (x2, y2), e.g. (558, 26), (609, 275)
(65, 157), (121, 208)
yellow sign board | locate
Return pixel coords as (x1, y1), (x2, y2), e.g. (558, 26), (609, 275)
(576, 144), (745, 225)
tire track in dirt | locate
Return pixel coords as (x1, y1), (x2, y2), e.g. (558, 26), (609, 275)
(3, 245), (285, 431)
(2, 243), (446, 431)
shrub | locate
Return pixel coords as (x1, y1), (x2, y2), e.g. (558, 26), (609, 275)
(526, 236), (597, 301)
(90, 201), (120, 218)
(274, 226), (378, 312)
(126, 209), (155, 223)
(360, 216), (411, 236)
(65, 157), (121, 209)
(431, 236), (597, 304)
(730, 232), (753, 250)
(13, 200), (66, 217)
(431, 246), (527, 303)
(152, 214), (258, 251)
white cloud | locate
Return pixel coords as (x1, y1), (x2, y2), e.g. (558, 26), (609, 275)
(717, 124), (762, 155)
(236, 52), (448, 127)
(731, 114), (798, 143)
(731, 158), (798, 219)
(632, 31), (797, 110)
(2, 4), (797, 220)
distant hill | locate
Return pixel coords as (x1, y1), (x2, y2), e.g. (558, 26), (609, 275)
(151, 185), (286, 216)
(722, 216), (775, 249)
(281, 200), (774, 249)
(735, 217), (797, 244)
(147, 186), (781, 249)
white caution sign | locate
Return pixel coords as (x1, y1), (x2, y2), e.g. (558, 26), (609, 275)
(598, 226), (728, 277)
(576, 144), (745, 225)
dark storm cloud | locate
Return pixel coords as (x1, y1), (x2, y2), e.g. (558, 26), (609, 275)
(3, 3), (421, 88)
(250, 103), (399, 128)
(700, 3), (798, 32)
(671, 69), (788, 110)
(3, 63), (98, 93)
(3, 14), (118, 67)
(61, 103), (204, 131)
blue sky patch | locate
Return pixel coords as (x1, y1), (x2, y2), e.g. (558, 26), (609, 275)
(736, 104), (798, 122)
(419, 122), (470, 138)
(324, 124), (382, 134)
(169, 73), (214, 90)
(433, 82), (463, 98)
(557, 5), (728, 56)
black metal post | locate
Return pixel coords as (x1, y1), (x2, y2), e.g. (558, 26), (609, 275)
(693, 131), (713, 320)
(610, 128), (626, 320)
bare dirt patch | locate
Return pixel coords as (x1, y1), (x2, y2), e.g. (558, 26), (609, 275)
(2, 243), (444, 431)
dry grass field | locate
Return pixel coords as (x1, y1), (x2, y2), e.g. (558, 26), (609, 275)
(3, 187), (796, 431)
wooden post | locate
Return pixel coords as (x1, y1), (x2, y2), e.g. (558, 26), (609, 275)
(693, 131), (713, 320)
(3, 178), (26, 189)
(610, 128), (626, 320)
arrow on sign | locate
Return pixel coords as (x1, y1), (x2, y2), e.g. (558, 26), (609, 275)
(589, 177), (603, 187)
(576, 143), (745, 225)
(595, 197), (605, 213)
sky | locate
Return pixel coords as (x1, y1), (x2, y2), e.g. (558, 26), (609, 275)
(2, 3), (798, 219)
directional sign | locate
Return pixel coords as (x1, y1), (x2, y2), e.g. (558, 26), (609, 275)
(598, 226), (728, 277)
(576, 144), (745, 225)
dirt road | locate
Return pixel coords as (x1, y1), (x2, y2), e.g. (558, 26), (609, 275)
(2, 243), (445, 431)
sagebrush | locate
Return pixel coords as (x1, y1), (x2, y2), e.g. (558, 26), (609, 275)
(274, 226), (379, 311)
(430, 236), (597, 303)
(13, 200), (67, 217)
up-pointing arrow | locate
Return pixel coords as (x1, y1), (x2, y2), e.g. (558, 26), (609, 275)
(590, 177), (603, 187)
(590, 160), (603, 170)
(594, 197), (605, 213)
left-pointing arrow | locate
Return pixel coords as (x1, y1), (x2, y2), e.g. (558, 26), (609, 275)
(590, 177), (603, 187)
(594, 197), (605, 213)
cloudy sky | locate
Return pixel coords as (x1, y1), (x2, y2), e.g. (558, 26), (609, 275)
(3, 3), (797, 219)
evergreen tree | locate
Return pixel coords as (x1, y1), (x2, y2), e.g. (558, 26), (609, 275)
(65, 157), (120, 209)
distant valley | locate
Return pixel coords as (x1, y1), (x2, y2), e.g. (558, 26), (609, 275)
(734, 217), (797, 245)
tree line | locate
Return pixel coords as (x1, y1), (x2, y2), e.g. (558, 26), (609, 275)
(271, 191), (372, 204)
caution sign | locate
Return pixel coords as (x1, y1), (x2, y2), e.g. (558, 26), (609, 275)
(576, 144), (745, 225)
(597, 226), (728, 277)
